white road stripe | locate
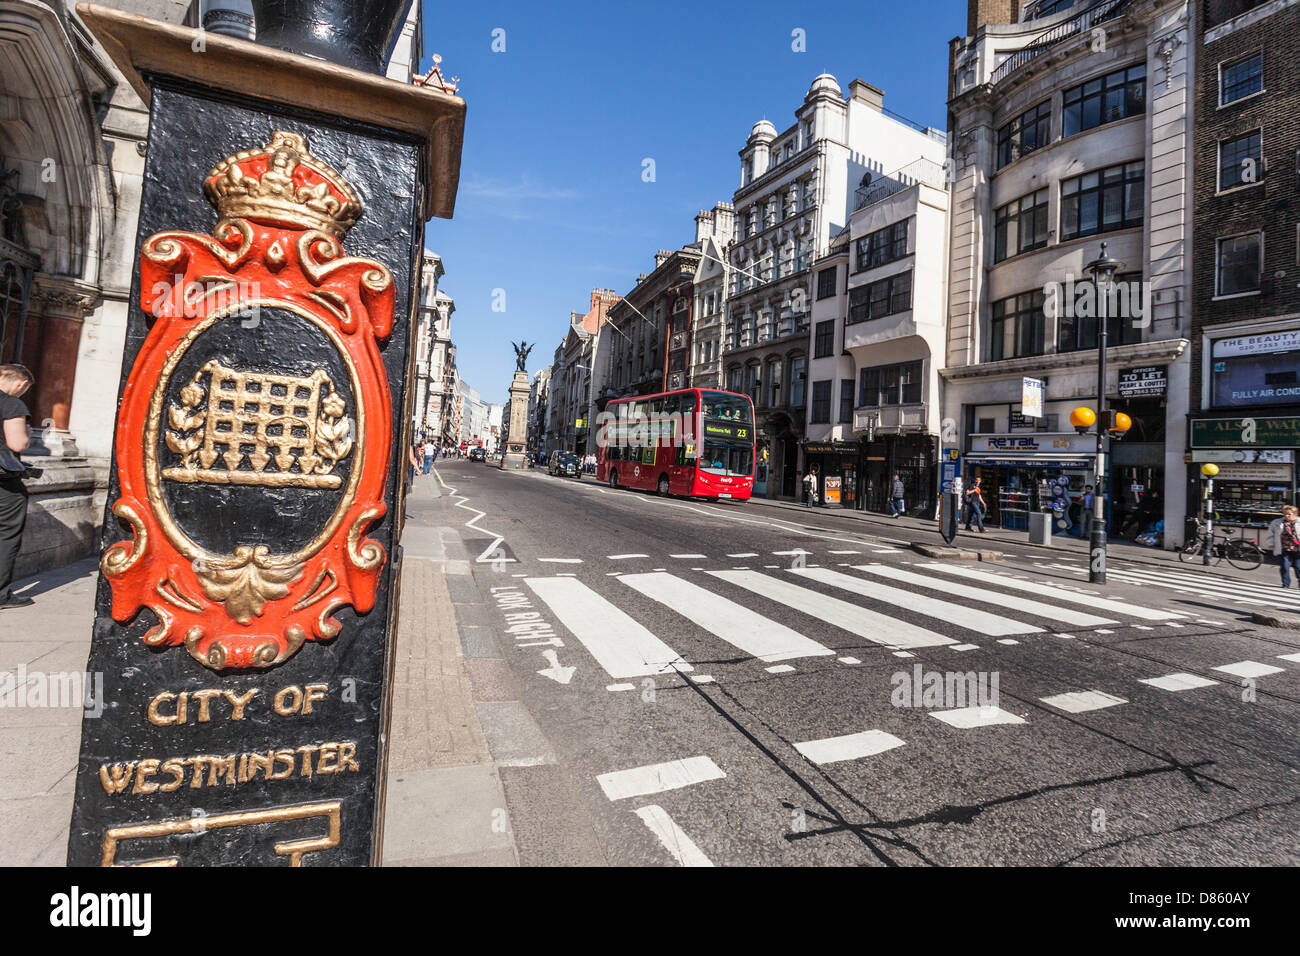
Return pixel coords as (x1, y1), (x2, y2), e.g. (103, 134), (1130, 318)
(728, 552), (759, 558)
(789, 567), (1043, 637)
(1105, 565), (1300, 610)
(856, 566), (1115, 627)
(597, 755), (724, 801)
(619, 572), (835, 662)
(1068, 564), (1276, 607)
(634, 805), (714, 867)
(525, 577), (692, 678)
(670, 553), (707, 559)
(1040, 690), (1127, 713)
(917, 563), (1181, 621)
(538, 557), (583, 564)
(609, 554), (649, 560)
(794, 729), (905, 765)
(828, 550), (862, 554)
(707, 570), (956, 649)
(1139, 673), (1219, 692)
(930, 706), (1025, 728)
(1213, 660), (1286, 679)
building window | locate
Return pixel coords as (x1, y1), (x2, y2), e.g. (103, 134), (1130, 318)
(858, 361), (923, 406)
(789, 355), (807, 406)
(989, 290), (1046, 360)
(1218, 131), (1262, 191)
(847, 270), (913, 324)
(854, 219), (909, 273)
(993, 188), (1049, 263)
(1060, 160), (1143, 241)
(726, 366), (742, 392)
(1063, 63), (1146, 137)
(816, 266), (837, 299)
(1220, 53), (1263, 106)
(810, 380), (832, 423)
(996, 101), (1051, 169)
(813, 320), (835, 358)
(1216, 233), (1262, 296)
(745, 363), (761, 405)
(1057, 272), (1143, 352)
(767, 358), (783, 407)
(838, 380), (854, 424)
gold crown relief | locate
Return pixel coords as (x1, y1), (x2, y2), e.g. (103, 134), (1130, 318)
(204, 131), (362, 239)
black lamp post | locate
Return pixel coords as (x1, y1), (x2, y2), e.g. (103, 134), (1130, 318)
(1083, 242), (1124, 584)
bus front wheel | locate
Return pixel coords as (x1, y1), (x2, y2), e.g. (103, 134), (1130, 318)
(657, 475), (670, 496)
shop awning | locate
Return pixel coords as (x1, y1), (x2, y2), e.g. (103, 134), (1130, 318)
(965, 455), (1094, 469)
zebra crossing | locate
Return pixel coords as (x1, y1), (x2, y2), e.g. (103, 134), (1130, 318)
(1041, 559), (1300, 612)
(510, 560), (1242, 684)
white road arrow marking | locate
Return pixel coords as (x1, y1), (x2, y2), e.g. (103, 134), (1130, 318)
(537, 649), (576, 684)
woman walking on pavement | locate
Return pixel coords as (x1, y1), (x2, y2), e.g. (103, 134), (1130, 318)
(964, 476), (987, 533)
(1268, 505), (1300, 588)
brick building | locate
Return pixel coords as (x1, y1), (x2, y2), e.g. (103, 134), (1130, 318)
(1187, 0), (1300, 519)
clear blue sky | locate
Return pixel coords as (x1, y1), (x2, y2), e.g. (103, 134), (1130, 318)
(420, 0), (964, 405)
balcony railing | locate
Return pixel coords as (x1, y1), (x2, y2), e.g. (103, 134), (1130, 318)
(990, 0), (1131, 86)
(854, 403), (928, 435)
(854, 158), (948, 211)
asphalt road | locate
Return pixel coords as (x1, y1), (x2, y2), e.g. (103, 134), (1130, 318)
(435, 457), (1300, 866)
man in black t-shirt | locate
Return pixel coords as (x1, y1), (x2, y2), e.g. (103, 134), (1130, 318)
(0, 364), (35, 609)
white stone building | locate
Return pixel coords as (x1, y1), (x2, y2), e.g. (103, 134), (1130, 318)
(945, 0), (1193, 543)
(724, 74), (947, 498)
(689, 202), (734, 390)
(411, 250), (454, 445)
(804, 159), (952, 513)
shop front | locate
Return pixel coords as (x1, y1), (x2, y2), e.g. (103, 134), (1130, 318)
(803, 440), (860, 508)
(965, 433), (1097, 534)
(1188, 416), (1300, 528)
(856, 433), (936, 516)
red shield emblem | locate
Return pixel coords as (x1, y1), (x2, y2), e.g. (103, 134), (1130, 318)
(102, 131), (394, 670)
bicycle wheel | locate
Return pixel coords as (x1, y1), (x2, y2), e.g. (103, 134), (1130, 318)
(1225, 539), (1263, 571)
(1178, 534), (1204, 562)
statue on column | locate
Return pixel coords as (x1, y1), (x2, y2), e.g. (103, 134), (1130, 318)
(512, 341), (532, 372)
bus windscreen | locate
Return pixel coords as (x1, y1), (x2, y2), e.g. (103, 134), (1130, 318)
(700, 391), (753, 424)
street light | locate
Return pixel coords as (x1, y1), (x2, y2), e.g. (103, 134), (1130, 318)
(1082, 241), (1124, 584)
(1200, 462), (1220, 566)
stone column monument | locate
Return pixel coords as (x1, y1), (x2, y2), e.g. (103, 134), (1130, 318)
(66, 1), (464, 866)
(501, 342), (532, 470)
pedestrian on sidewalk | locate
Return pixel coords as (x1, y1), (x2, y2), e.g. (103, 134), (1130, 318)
(1080, 484), (1095, 538)
(964, 476), (986, 533)
(0, 364), (35, 610)
(802, 470), (815, 508)
(422, 438), (436, 475)
(889, 474), (905, 518)
(1268, 505), (1300, 588)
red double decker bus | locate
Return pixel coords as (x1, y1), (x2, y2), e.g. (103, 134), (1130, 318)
(596, 388), (755, 500)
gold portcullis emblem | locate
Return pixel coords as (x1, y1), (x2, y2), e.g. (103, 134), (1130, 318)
(164, 359), (352, 490)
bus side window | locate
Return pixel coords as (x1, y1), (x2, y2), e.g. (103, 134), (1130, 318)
(680, 393), (696, 415)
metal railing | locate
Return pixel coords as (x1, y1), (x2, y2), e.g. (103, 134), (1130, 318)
(990, 0), (1131, 86)
(854, 158), (948, 211)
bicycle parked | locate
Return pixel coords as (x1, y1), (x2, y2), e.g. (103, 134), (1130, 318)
(1178, 517), (1263, 570)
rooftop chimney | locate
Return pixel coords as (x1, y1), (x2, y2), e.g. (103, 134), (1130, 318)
(968, 0), (1017, 35)
(848, 79), (885, 112)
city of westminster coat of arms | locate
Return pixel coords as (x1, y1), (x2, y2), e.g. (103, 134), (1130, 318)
(103, 130), (396, 671)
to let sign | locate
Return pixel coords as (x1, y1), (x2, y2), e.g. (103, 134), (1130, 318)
(1119, 366), (1166, 398)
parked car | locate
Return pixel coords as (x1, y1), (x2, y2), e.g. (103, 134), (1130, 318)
(469, 447), (486, 462)
(548, 451), (581, 479)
